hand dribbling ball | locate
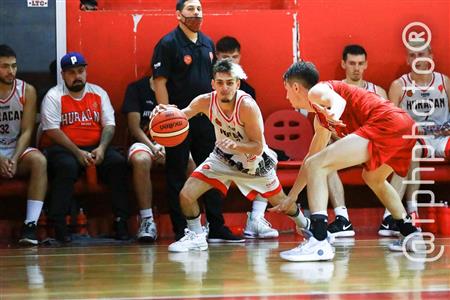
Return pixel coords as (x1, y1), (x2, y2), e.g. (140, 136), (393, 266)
(149, 107), (189, 147)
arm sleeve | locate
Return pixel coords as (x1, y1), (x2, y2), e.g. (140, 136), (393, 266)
(100, 89), (116, 127)
(41, 89), (62, 130)
(151, 40), (172, 79)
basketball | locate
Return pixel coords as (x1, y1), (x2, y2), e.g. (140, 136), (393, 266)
(149, 107), (189, 147)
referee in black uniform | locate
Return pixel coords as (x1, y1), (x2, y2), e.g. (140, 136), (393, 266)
(151, 0), (243, 242)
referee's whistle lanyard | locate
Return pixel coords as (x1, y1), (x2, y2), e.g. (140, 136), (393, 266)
(181, 14), (203, 33)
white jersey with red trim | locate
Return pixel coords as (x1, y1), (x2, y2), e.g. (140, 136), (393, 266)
(208, 90), (276, 176)
(399, 72), (449, 125)
(0, 79), (25, 154)
(363, 81), (377, 94)
(342, 79), (379, 95)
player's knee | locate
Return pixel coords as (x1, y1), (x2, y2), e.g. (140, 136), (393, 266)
(180, 186), (195, 205)
(130, 152), (152, 171)
(361, 171), (380, 188)
(179, 188), (190, 204)
(304, 155), (323, 173)
(30, 152), (47, 172)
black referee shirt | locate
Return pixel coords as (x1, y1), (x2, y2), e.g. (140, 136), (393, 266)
(151, 26), (215, 109)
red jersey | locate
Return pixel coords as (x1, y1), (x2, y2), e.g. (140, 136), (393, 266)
(313, 81), (416, 177)
(41, 83), (115, 147)
(314, 81), (406, 138)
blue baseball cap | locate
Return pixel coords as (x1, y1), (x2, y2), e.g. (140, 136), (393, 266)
(60, 52), (87, 70)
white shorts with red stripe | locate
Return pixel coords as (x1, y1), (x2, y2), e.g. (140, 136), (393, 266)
(127, 142), (153, 161)
(420, 136), (450, 158)
(191, 153), (282, 200)
(0, 147), (39, 160)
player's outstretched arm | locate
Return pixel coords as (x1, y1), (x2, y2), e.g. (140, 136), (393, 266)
(182, 94), (210, 119)
(270, 117), (331, 213)
(150, 94), (210, 121)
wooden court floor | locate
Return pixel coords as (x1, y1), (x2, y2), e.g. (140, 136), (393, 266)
(1, 235), (449, 299)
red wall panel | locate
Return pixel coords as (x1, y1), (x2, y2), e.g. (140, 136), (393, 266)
(66, 0), (450, 125)
(96, 0), (297, 11)
(299, 0), (450, 91)
(66, 2), (297, 120)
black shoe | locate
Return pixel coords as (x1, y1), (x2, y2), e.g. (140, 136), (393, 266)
(328, 216), (355, 238)
(114, 217), (130, 240)
(175, 231), (185, 241)
(19, 222), (38, 246)
(54, 222), (72, 243)
(378, 215), (400, 237)
(208, 226), (245, 243)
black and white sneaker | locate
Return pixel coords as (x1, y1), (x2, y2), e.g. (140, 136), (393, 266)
(137, 217), (157, 243)
(328, 216), (355, 238)
(19, 222), (38, 246)
(378, 215), (400, 237)
(208, 226), (245, 243)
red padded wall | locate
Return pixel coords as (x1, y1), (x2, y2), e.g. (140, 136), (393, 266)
(96, 0), (297, 10)
(66, 1), (297, 121)
(66, 0), (450, 123)
(299, 0), (450, 90)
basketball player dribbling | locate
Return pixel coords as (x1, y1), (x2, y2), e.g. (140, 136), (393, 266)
(271, 61), (424, 262)
(152, 59), (310, 253)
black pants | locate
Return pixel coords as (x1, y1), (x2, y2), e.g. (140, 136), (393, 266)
(45, 145), (129, 224)
(165, 114), (225, 237)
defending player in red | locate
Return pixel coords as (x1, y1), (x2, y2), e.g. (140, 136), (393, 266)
(272, 61), (423, 262)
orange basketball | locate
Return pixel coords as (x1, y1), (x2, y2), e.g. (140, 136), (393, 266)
(149, 107), (189, 147)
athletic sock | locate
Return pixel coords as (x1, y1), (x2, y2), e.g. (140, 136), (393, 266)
(186, 214), (203, 234)
(334, 206), (349, 220)
(25, 200), (44, 224)
(288, 206), (308, 228)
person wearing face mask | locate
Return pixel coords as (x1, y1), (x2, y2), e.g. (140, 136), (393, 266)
(41, 52), (130, 243)
(151, 0), (244, 243)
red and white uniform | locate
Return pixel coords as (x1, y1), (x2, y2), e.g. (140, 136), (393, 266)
(363, 81), (378, 95)
(41, 83), (115, 146)
(397, 72), (449, 158)
(314, 81), (416, 177)
(192, 90), (281, 200)
(0, 79), (36, 159)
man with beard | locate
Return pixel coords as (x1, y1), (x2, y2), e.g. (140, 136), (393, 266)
(155, 59), (309, 252)
(0, 44), (47, 246)
(41, 52), (130, 243)
(151, 0), (243, 242)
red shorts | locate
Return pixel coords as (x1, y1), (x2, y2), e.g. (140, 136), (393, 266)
(354, 111), (415, 177)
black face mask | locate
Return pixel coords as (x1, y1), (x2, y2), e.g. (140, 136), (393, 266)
(181, 13), (203, 33)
